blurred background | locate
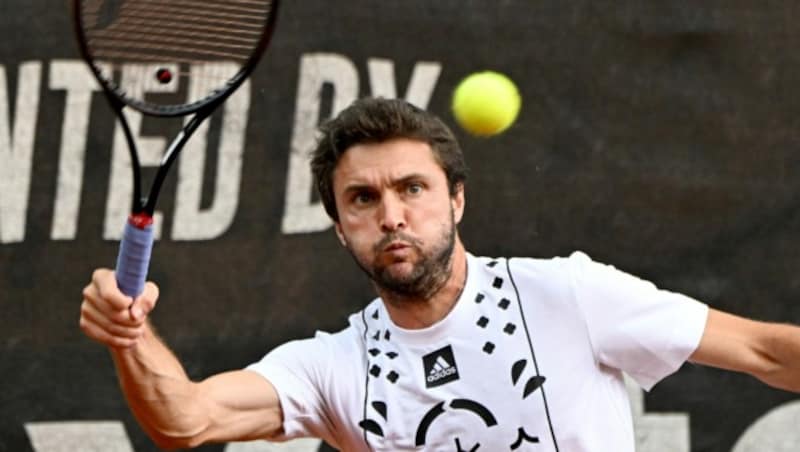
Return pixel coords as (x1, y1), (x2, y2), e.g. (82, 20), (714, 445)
(2, 1), (799, 451)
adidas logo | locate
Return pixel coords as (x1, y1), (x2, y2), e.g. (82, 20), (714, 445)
(422, 345), (460, 388)
(428, 356), (457, 382)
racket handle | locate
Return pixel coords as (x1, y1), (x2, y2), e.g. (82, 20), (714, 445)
(115, 215), (155, 298)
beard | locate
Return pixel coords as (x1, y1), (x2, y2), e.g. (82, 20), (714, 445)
(348, 209), (456, 301)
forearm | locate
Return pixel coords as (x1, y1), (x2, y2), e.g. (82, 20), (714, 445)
(110, 322), (208, 447)
(82, 271), (283, 445)
(754, 322), (800, 393)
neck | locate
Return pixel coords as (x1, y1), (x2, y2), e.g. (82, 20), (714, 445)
(379, 240), (468, 329)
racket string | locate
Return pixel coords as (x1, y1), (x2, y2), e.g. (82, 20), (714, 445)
(78, 0), (276, 112)
(90, 37), (254, 60)
(107, 4), (266, 28)
(95, 18), (262, 43)
(82, 0), (273, 63)
(132, 0), (270, 16)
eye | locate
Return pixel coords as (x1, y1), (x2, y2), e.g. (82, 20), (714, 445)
(353, 191), (375, 205)
(406, 182), (424, 195)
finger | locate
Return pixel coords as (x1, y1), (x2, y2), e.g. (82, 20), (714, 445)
(92, 268), (134, 311)
(81, 300), (144, 339)
(130, 282), (159, 322)
(83, 283), (139, 326)
(79, 311), (138, 349)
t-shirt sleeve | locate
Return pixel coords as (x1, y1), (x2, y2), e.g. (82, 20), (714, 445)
(567, 251), (709, 391)
(245, 332), (337, 442)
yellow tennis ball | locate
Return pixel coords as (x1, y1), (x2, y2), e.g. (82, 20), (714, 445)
(452, 71), (521, 136)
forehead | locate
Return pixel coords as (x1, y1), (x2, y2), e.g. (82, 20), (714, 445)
(332, 138), (445, 188)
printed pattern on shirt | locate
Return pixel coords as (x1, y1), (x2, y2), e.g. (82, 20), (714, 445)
(357, 257), (559, 451)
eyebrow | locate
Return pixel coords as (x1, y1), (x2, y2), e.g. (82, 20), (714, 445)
(342, 173), (428, 195)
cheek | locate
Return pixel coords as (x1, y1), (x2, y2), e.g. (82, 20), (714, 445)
(409, 199), (452, 231)
(339, 216), (377, 248)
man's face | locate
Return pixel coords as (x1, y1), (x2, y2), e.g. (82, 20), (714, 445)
(332, 138), (465, 299)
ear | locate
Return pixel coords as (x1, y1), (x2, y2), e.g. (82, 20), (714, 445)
(451, 183), (466, 224)
(334, 221), (347, 247)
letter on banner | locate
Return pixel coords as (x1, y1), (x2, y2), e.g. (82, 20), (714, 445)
(25, 421), (321, 452)
(50, 60), (103, 240)
(25, 421), (134, 452)
(225, 438), (322, 452)
(0, 62), (41, 243)
(625, 375), (690, 452)
(732, 400), (800, 452)
(281, 53), (358, 234)
(367, 58), (441, 108)
(172, 62), (249, 240)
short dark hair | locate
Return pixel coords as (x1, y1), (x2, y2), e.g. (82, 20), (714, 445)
(311, 97), (467, 222)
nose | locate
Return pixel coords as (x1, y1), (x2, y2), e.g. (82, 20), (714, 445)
(379, 194), (407, 232)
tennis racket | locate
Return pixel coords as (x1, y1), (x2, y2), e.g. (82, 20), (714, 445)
(72, 0), (279, 298)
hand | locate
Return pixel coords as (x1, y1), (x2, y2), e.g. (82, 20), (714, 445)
(80, 268), (159, 349)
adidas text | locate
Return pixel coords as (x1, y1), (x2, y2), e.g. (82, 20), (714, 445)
(427, 367), (457, 383)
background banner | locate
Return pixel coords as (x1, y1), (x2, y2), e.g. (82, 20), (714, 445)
(1, 1), (799, 451)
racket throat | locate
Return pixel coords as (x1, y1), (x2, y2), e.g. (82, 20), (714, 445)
(128, 212), (154, 229)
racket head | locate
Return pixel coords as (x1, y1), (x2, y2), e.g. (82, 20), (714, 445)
(72, 0), (279, 117)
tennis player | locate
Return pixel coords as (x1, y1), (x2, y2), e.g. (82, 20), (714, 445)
(80, 98), (800, 451)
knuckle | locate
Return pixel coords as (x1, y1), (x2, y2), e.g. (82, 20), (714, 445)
(95, 287), (107, 302)
(110, 323), (136, 338)
(109, 310), (125, 323)
(81, 302), (102, 321)
(142, 284), (159, 310)
(80, 298), (94, 311)
(80, 308), (96, 325)
(142, 298), (156, 314)
(112, 337), (133, 348)
(113, 309), (134, 325)
(147, 282), (160, 298)
(96, 282), (111, 300)
(91, 268), (107, 282)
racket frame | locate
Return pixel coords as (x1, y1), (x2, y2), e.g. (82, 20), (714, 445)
(70, 0), (279, 295)
(71, 0), (279, 117)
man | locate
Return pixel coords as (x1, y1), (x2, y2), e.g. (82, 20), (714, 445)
(80, 98), (800, 451)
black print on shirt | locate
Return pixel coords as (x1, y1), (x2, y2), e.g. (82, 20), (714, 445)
(455, 437), (480, 452)
(510, 359), (547, 399)
(358, 258), (560, 450)
(415, 399), (498, 447)
(423, 345), (460, 388)
(359, 401), (389, 437)
(493, 277), (504, 289)
(510, 427), (540, 450)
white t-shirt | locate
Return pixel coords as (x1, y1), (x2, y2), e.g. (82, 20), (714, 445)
(247, 252), (709, 451)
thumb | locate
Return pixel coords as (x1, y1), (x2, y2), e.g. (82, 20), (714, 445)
(130, 281), (159, 322)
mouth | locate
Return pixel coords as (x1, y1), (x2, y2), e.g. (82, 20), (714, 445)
(384, 242), (410, 252)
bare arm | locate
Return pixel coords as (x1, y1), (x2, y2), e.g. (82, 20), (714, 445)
(689, 308), (800, 393)
(81, 269), (283, 448)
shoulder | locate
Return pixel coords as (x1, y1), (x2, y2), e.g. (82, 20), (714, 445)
(505, 251), (630, 288)
(470, 250), (591, 268)
(295, 309), (373, 359)
(289, 298), (385, 349)
(468, 251), (591, 285)
(249, 302), (379, 374)
(465, 251), (627, 307)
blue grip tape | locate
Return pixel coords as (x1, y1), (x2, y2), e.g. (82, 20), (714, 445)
(115, 220), (154, 297)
